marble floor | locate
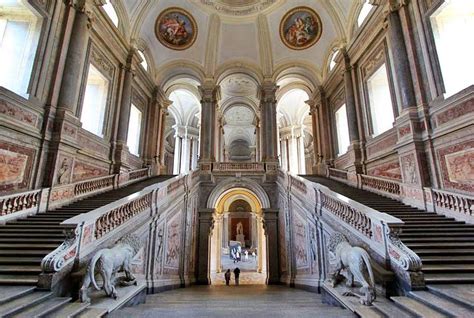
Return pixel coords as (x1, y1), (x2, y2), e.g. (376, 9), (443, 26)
(211, 254), (266, 285)
(110, 285), (355, 318)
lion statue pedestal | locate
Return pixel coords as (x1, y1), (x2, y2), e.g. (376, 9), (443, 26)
(79, 234), (141, 303)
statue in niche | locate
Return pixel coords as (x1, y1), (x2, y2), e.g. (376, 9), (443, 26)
(236, 222), (243, 235)
(309, 227), (317, 261)
(155, 228), (164, 267)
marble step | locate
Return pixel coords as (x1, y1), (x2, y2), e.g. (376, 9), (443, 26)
(48, 302), (91, 318)
(401, 224), (474, 228)
(10, 221), (61, 225)
(0, 238), (64, 244)
(401, 237), (474, 242)
(408, 290), (473, 317)
(0, 291), (52, 316)
(372, 297), (415, 317)
(400, 232), (474, 237)
(0, 265), (41, 275)
(422, 264), (474, 273)
(421, 256), (474, 264)
(0, 286), (35, 304)
(11, 296), (71, 318)
(0, 274), (39, 285)
(0, 244), (58, 249)
(2, 224), (63, 229)
(424, 273), (474, 284)
(390, 296), (447, 318)
(0, 228), (64, 233)
(0, 250), (53, 256)
(401, 228), (474, 233)
(397, 216), (454, 221)
(75, 308), (108, 318)
(0, 257), (43, 265)
(405, 242), (474, 248)
(427, 284), (474, 309)
(412, 249), (474, 256)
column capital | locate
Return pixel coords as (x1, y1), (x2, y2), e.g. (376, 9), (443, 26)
(258, 81), (278, 104)
(153, 86), (173, 109)
(387, 0), (409, 12)
(199, 83), (221, 103)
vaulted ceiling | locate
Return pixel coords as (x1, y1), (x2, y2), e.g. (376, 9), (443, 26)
(113, 0), (367, 85)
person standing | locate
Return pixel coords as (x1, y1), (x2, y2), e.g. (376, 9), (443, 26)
(244, 250), (249, 262)
(224, 269), (231, 286)
(234, 267), (241, 286)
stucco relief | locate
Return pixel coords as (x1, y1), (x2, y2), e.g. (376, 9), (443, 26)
(292, 211), (308, 269)
(56, 156), (73, 185)
(164, 211), (182, 274)
(72, 161), (108, 182)
(367, 161), (402, 180)
(400, 153), (419, 185)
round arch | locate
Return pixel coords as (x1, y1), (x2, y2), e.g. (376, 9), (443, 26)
(207, 178), (271, 211)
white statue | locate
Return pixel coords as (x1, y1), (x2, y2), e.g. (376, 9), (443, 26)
(326, 232), (376, 306)
(236, 222), (243, 235)
(79, 234), (141, 303)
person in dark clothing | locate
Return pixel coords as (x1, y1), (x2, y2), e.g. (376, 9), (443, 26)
(233, 267), (241, 286)
(224, 269), (231, 286)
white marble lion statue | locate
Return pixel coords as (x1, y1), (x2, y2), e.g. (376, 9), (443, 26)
(79, 234), (141, 303)
(326, 232), (376, 306)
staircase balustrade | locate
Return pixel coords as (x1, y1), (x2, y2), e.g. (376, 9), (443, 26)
(433, 188), (474, 217)
(41, 173), (191, 276)
(328, 168), (348, 180)
(0, 167), (152, 221)
(360, 174), (402, 199)
(212, 162), (265, 172)
(280, 170), (422, 276)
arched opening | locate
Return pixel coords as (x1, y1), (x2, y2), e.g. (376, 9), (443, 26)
(210, 188), (267, 285)
(277, 88), (313, 175)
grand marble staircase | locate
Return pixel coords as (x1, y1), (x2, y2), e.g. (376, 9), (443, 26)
(0, 175), (171, 317)
(305, 176), (474, 317)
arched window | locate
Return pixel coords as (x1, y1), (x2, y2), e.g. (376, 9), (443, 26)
(137, 50), (148, 71)
(0, 0), (42, 97)
(103, 0), (119, 27)
(127, 104), (143, 156)
(430, 0), (474, 97)
(366, 63), (394, 136)
(357, 1), (373, 27)
(329, 49), (339, 71)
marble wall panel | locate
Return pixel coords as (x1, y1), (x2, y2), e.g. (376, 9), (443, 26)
(163, 210), (182, 275)
(437, 140), (474, 193)
(292, 210), (308, 270)
(0, 141), (35, 192)
(72, 160), (109, 182)
(367, 160), (402, 180)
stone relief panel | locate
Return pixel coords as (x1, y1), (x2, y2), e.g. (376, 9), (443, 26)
(309, 225), (319, 276)
(438, 140), (474, 193)
(0, 141), (35, 192)
(163, 210), (182, 275)
(72, 160), (109, 182)
(367, 160), (402, 180)
(153, 222), (165, 277)
(0, 100), (40, 130)
(400, 153), (419, 185)
(292, 208), (308, 270)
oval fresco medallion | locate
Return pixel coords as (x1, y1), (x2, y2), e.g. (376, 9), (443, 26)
(279, 6), (322, 50)
(155, 7), (197, 50)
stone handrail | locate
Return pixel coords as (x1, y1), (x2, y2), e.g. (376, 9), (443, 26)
(0, 189), (45, 218)
(213, 162), (265, 172)
(41, 172), (191, 275)
(360, 174), (401, 198)
(282, 171), (422, 273)
(433, 188), (473, 217)
(327, 167), (348, 180)
(0, 167), (152, 219)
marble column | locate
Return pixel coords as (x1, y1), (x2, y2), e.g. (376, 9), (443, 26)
(342, 51), (360, 143)
(222, 212), (229, 248)
(259, 81), (279, 164)
(307, 100), (321, 174)
(191, 138), (199, 170)
(198, 83), (220, 166)
(180, 133), (190, 174)
(251, 214), (258, 248)
(196, 209), (215, 285)
(387, 3), (416, 109)
(255, 119), (261, 162)
(57, 1), (90, 113)
(298, 131), (306, 174)
(263, 209), (279, 284)
(173, 134), (182, 175)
